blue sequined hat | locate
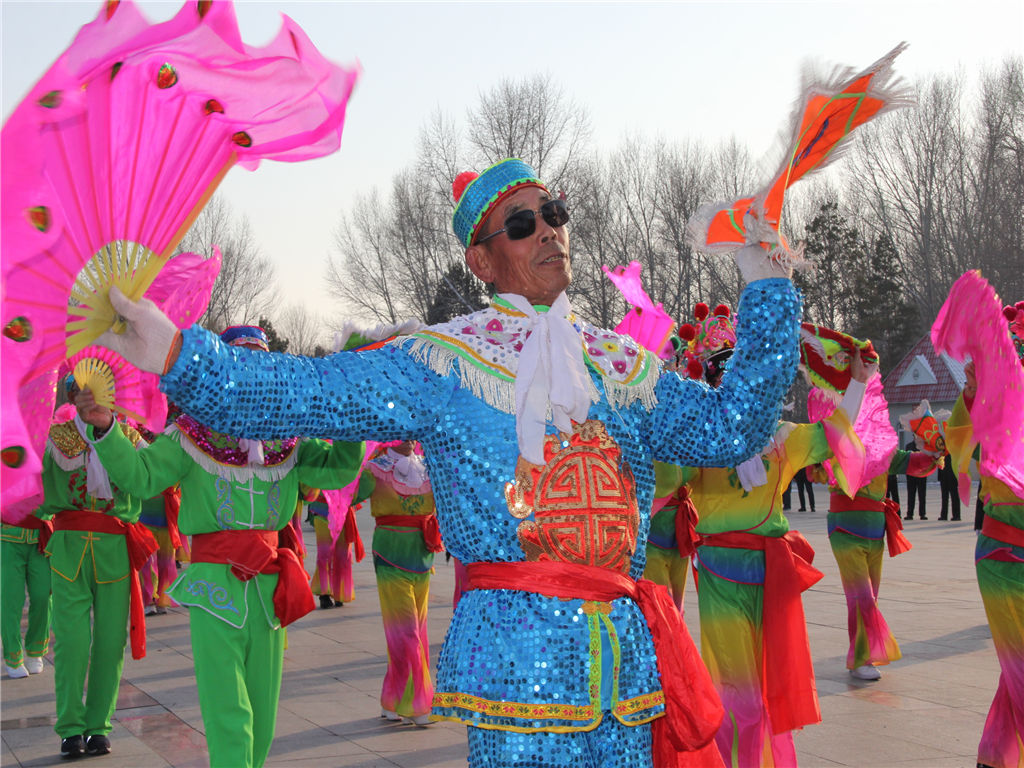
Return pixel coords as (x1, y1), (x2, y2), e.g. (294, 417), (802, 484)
(451, 159), (547, 247)
(220, 325), (269, 351)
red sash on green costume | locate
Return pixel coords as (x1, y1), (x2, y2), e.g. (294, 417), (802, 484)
(698, 530), (823, 734)
(374, 514), (443, 553)
(829, 494), (912, 557)
(11, 516), (54, 553)
(463, 561), (724, 768)
(161, 486), (182, 549)
(53, 510), (158, 660)
(191, 530), (316, 627)
(981, 516), (1024, 551)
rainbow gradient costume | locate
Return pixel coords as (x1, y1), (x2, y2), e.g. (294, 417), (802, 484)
(656, 412), (859, 767)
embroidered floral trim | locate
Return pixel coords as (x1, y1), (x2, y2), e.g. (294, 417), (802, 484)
(396, 300), (660, 415)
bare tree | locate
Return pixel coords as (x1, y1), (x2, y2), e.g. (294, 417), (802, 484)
(848, 73), (968, 321)
(325, 190), (402, 323)
(177, 196), (279, 332)
(278, 304), (326, 356)
(465, 73), (591, 193)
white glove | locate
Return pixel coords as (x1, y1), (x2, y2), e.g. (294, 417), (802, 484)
(735, 453), (769, 492)
(839, 378), (868, 423)
(734, 243), (792, 283)
(96, 285), (180, 375)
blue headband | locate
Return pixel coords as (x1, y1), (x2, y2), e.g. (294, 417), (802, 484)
(220, 325), (269, 351)
(451, 159), (546, 248)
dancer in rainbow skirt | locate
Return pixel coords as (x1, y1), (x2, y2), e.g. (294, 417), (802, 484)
(805, 340), (941, 682)
(932, 274), (1024, 768)
(306, 473), (374, 609)
(366, 441), (442, 725)
(657, 306), (871, 767)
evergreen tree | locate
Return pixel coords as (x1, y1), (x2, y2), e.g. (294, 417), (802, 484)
(849, 233), (923, 374)
(258, 316), (290, 353)
(795, 200), (864, 330)
(425, 263), (488, 325)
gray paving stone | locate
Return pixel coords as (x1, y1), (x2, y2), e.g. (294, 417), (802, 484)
(1, 487), (1004, 767)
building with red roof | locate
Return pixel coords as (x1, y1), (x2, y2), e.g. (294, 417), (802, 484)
(882, 334), (966, 444)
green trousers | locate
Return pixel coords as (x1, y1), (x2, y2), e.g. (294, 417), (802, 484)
(1, 538), (52, 667)
(50, 556), (129, 738)
(190, 586), (285, 768)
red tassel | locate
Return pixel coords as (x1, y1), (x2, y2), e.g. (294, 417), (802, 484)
(713, 304), (731, 318)
(686, 358), (704, 380)
(693, 303), (709, 321)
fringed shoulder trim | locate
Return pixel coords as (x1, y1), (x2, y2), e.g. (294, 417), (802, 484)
(165, 425), (300, 483)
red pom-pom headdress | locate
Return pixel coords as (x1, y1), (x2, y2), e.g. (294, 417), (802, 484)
(675, 302), (736, 380)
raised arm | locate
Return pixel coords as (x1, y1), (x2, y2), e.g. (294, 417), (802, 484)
(645, 277), (801, 466)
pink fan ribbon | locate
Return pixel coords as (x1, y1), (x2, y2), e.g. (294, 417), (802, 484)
(324, 441), (378, 546)
(931, 271), (1024, 499)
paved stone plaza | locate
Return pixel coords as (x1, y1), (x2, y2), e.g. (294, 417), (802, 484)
(1, 484), (997, 767)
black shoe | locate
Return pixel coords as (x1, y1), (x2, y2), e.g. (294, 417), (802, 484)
(952, 516), (961, 521)
(797, 507), (806, 512)
(939, 516), (948, 520)
(319, 595), (333, 610)
(85, 735), (111, 755)
(920, 515), (928, 520)
(333, 598), (344, 607)
(904, 515), (913, 520)
(61, 735), (85, 759)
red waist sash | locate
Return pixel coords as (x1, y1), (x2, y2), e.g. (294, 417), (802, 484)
(53, 510), (158, 659)
(699, 530), (823, 733)
(374, 514), (443, 553)
(672, 487), (701, 559)
(463, 561), (723, 768)
(981, 516), (1024, 550)
(343, 507), (365, 562)
(829, 494), (911, 557)
(191, 529), (315, 627)
(8, 516), (54, 553)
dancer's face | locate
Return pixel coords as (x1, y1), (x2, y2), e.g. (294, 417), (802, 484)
(466, 187), (571, 306)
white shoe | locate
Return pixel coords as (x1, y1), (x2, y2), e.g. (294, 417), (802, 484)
(380, 709), (401, 721)
(5, 663), (29, 679)
(405, 714), (433, 727)
(24, 657), (44, 674)
(144, 604), (158, 616)
(850, 664), (882, 680)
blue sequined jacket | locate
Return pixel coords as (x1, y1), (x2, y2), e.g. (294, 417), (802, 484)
(161, 278), (800, 732)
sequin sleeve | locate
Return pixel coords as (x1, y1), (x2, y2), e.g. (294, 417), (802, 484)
(645, 278), (801, 466)
(161, 330), (458, 442)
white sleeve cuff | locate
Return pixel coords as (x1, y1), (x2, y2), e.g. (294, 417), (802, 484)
(839, 378), (867, 422)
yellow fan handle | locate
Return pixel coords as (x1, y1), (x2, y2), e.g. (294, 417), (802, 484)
(73, 358), (116, 410)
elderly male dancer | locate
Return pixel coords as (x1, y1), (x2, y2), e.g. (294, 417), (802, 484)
(100, 159), (801, 767)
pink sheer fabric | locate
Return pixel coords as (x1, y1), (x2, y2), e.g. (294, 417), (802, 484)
(932, 270), (1024, 499)
(603, 261), (676, 359)
(808, 373), (896, 488)
(1, 0), (358, 516)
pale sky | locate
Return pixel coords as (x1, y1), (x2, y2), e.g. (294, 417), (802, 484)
(2, 0), (1022, 333)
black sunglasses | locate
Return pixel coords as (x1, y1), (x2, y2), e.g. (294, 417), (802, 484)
(475, 198), (570, 244)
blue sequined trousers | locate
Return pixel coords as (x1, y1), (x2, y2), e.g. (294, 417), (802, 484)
(467, 716), (653, 767)
(161, 278), (800, 733)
